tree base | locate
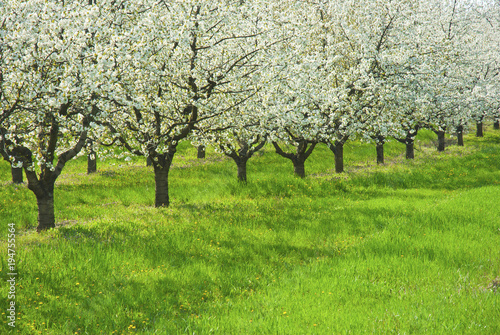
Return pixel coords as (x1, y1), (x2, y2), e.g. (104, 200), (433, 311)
(36, 196), (55, 232)
(197, 146), (206, 159)
(11, 167), (23, 184)
(405, 142), (414, 159)
(293, 162), (305, 178)
(376, 144), (384, 164)
(476, 122), (483, 137)
(436, 131), (445, 152)
(87, 156), (97, 174)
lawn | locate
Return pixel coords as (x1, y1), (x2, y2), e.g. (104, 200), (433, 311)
(1, 128), (499, 334)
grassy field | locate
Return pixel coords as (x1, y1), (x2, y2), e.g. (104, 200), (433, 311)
(1, 128), (499, 334)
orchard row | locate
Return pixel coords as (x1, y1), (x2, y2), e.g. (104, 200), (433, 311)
(1, 0), (500, 231)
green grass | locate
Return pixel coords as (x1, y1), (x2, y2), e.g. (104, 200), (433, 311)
(1, 128), (499, 334)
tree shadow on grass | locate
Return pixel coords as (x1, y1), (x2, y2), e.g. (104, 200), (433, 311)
(17, 183), (497, 334)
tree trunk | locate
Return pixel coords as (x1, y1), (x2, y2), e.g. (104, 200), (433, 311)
(456, 125), (464, 146)
(376, 143), (384, 164)
(327, 137), (348, 173)
(272, 141), (315, 178)
(146, 156), (152, 167)
(476, 122), (483, 137)
(334, 141), (344, 173)
(150, 146), (176, 207)
(11, 166), (23, 184)
(197, 145), (206, 159)
(405, 142), (414, 159)
(153, 166), (169, 207)
(494, 120), (499, 130)
(87, 152), (97, 174)
(293, 159), (305, 178)
(396, 128), (418, 160)
(36, 195), (55, 232)
(87, 139), (97, 174)
(436, 131), (445, 152)
(236, 159), (248, 182)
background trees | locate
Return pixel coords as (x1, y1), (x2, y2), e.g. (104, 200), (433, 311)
(416, 0), (489, 150)
(465, 3), (500, 138)
(195, 105), (269, 182)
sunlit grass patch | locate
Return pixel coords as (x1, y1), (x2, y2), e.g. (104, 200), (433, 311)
(0, 130), (499, 334)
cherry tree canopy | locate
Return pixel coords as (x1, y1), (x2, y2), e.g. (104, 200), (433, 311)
(93, 0), (282, 205)
(0, 0), (103, 230)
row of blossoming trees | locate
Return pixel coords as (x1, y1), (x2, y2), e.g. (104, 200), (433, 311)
(1, 0), (500, 231)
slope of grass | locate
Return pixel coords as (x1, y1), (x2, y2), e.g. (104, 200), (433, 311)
(0, 128), (499, 334)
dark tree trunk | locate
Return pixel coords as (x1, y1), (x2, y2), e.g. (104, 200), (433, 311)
(293, 159), (306, 178)
(25, 168), (58, 232)
(197, 145), (206, 159)
(11, 166), (23, 184)
(456, 125), (464, 146)
(436, 131), (445, 152)
(396, 127), (418, 160)
(494, 120), (499, 130)
(153, 166), (169, 207)
(87, 139), (97, 174)
(376, 143), (384, 164)
(236, 158), (248, 182)
(27, 167), (58, 232)
(405, 142), (414, 159)
(327, 140), (346, 173)
(476, 122), (483, 137)
(272, 140), (316, 178)
(151, 147), (176, 207)
(36, 195), (55, 232)
(223, 138), (266, 183)
(146, 156), (152, 167)
(334, 141), (344, 173)
(87, 154), (97, 174)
